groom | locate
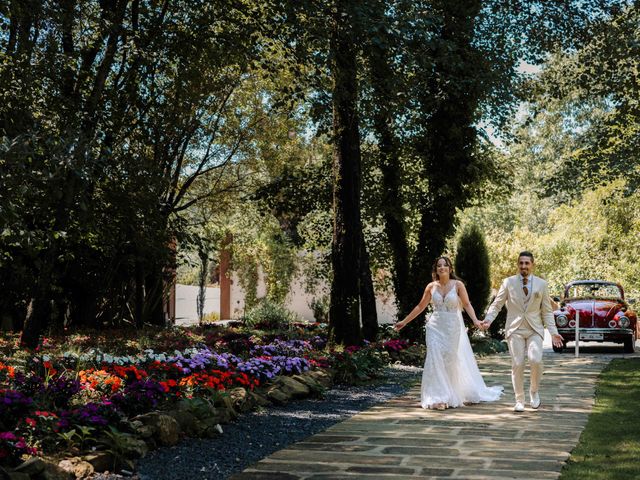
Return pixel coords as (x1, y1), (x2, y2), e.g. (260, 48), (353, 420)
(481, 251), (564, 412)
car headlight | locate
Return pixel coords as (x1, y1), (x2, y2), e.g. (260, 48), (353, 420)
(618, 316), (630, 328)
(556, 315), (568, 327)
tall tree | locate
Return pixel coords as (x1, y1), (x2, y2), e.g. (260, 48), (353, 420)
(455, 224), (491, 329)
(328, 0), (365, 345)
(0, 0), (284, 347)
(406, 0), (485, 339)
(362, 0), (412, 320)
(357, 0), (628, 340)
(528, 2), (640, 197)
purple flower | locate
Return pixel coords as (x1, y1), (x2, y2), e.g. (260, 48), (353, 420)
(0, 390), (34, 429)
(0, 432), (17, 441)
(236, 355), (310, 382)
(111, 379), (167, 416)
(250, 339), (312, 357)
(57, 402), (119, 430)
(44, 374), (81, 408)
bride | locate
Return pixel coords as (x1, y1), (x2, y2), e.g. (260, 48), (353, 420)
(394, 256), (503, 410)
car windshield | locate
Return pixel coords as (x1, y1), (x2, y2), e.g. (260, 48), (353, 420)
(566, 284), (622, 299)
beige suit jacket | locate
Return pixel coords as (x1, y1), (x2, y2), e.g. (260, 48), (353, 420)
(485, 274), (558, 339)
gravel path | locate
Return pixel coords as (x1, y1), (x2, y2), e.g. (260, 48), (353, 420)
(94, 365), (421, 480)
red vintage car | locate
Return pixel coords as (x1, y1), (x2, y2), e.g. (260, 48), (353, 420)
(553, 280), (638, 353)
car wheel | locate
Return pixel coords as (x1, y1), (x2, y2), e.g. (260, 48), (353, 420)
(623, 331), (637, 354)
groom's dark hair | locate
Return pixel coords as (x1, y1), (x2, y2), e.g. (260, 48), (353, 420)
(518, 251), (534, 262)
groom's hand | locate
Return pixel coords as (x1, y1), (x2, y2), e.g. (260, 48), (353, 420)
(478, 320), (490, 331)
(552, 334), (564, 348)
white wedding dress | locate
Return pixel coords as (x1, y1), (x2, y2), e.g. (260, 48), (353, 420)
(421, 287), (503, 409)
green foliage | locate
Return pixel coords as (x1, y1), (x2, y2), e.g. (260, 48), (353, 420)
(352, 0), (616, 336)
(488, 306), (507, 341)
(455, 224), (492, 324)
(530, 3), (640, 195)
(332, 347), (387, 385)
(175, 397), (218, 420)
(98, 426), (134, 472)
(1, 0), (630, 346)
(243, 299), (301, 331)
(309, 296), (330, 323)
(469, 335), (508, 356)
(391, 344), (427, 367)
(56, 425), (97, 453)
(0, 0), (301, 342)
(230, 208), (299, 309)
(459, 167), (640, 300)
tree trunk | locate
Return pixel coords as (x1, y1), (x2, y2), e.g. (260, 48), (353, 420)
(134, 259), (145, 328)
(329, 0), (363, 346)
(21, 291), (51, 350)
(393, 1), (483, 342)
(366, 24), (413, 321)
(68, 283), (99, 329)
(360, 234), (378, 342)
(197, 248), (209, 324)
(20, 248), (57, 349)
(144, 266), (166, 326)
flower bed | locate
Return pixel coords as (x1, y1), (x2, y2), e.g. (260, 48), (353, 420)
(0, 323), (472, 477)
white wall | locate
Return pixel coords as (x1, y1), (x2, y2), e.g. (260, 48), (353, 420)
(229, 268), (398, 324)
(175, 284), (220, 326)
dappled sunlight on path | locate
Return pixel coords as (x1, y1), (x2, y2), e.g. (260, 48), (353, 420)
(230, 350), (639, 479)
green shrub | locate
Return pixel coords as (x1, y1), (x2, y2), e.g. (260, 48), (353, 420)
(470, 335), (508, 356)
(488, 305), (507, 340)
(243, 299), (300, 330)
(455, 224), (491, 329)
(332, 347), (387, 384)
(309, 296), (329, 323)
(395, 344), (426, 366)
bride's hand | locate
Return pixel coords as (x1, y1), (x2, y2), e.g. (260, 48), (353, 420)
(393, 320), (406, 331)
(473, 319), (485, 330)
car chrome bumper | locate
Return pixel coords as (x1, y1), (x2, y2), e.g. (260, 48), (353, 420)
(557, 328), (635, 342)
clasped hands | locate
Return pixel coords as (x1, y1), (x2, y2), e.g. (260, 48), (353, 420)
(476, 319), (491, 331)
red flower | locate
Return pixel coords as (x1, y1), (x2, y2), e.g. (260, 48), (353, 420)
(34, 411), (57, 418)
(43, 361), (57, 376)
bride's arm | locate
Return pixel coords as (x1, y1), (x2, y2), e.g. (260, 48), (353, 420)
(394, 284), (433, 331)
(457, 281), (483, 328)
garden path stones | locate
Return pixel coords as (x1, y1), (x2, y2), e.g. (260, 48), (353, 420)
(132, 413), (180, 447)
(230, 351), (630, 480)
(57, 458), (94, 479)
(12, 458), (46, 476)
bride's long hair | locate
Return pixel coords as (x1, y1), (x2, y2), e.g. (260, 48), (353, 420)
(431, 256), (461, 282)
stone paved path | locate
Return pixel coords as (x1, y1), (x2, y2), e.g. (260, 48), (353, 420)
(230, 350), (638, 480)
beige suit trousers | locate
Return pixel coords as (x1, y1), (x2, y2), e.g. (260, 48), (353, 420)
(508, 324), (543, 404)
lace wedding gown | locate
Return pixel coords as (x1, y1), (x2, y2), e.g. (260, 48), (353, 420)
(421, 287), (503, 409)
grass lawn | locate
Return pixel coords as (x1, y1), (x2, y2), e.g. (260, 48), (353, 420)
(560, 357), (640, 480)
